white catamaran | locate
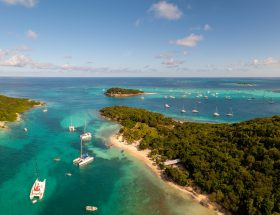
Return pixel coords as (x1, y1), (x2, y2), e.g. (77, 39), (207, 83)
(69, 117), (75, 132)
(30, 161), (46, 202)
(80, 120), (92, 141)
(73, 139), (94, 167)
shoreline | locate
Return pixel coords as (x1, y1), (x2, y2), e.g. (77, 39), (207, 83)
(0, 101), (46, 129)
(109, 133), (225, 215)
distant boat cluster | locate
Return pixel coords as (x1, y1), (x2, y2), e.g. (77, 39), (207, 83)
(163, 91), (276, 118)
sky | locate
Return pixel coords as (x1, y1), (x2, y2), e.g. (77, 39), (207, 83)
(0, 0), (280, 77)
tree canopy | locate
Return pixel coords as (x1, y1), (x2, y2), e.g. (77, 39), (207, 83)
(0, 95), (40, 122)
(105, 88), (144, 97)
(101, 105), (280, 215)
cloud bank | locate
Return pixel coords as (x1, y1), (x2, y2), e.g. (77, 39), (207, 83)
(1, 0), (38, 7)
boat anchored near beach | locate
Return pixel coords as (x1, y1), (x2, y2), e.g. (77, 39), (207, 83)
(165, 104), (170, 108)
(80, 120), (92, 141)
(73, 139), (94, 167)
(30, 161), (46, 202)
(69, 117), (75, 132)
(226, 108), (234, 117)
(213, 107), (220, 117)
(181, 105), (186, 113)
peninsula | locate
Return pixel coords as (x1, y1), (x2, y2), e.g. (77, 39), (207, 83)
(0, 94), (43, 128)
(105, 87), (144, 97)
(101, 106), (280, 215)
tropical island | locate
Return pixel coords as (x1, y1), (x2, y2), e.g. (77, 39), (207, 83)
(101, 106), (280, 215)
(105, 87), (145, 97)
(0, 94), (43, 128)
(235, 82), (256, 87)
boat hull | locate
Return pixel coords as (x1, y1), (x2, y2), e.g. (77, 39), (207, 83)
(30, 179), (46, 200)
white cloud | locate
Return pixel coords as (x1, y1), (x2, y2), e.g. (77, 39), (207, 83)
(1, 0), (37, 7)
(203, 24), (211, 31)
(26, 30), (38, 40)
(149, 1), (182, 20)
(253, 57), (280, 66)
(1, 54), (31, 67)
(173, 33), (203, 47)
(162, 58), (184, 67)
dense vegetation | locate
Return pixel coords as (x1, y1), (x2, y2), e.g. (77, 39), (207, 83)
(0, 95), (40, 122)
(105, 87), (144, 96)
(101, 106), (280, 215)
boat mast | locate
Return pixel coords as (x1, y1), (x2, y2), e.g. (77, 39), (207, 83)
(80, 139), (83, 158)
(35, 160), (40, 180)
(84, 119), (86, 134)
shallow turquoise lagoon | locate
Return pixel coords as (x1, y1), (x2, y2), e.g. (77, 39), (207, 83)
(0, 77), (279, 215)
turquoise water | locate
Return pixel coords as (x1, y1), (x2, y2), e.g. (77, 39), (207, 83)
(0, 77), (280, 215)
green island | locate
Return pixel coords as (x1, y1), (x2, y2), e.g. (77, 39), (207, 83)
(105, 87), (144, 97)
(0, 95), (42, 126)
(100, 106), (280, 215)
(235, 82), (256, 87)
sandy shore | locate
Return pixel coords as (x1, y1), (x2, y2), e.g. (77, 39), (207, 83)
(110, 134), (225, 215)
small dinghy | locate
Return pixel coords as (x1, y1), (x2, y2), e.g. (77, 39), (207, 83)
(85, 206), (98, 212)
(66, 173), (72, 177)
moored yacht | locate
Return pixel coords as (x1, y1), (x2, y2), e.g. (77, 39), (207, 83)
(69, 117), (75, 132)
(85, 206), (98, 212)
(80, 132), (92, 141)
(226, 108), (234, 117)
(80, 120), (92, 141)
(73, 139), (94, 167)
(181, 105), (186, 113)
(30, 161), (46, 202)
(213, 107), (220, 117)
(165, 104), (170, 108)
(192, 109), (199, 113)
(30, 179), (46, 201)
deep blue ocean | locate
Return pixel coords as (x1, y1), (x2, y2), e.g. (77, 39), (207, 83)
(0, 77), (279, 215)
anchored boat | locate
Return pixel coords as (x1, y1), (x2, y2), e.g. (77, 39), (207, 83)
(80, 120), (92, 141)
(85, 205), (98, 212)
(30, 161), (46, 202)
(69, 117), (75, 132)
(73, 139), (94, 167)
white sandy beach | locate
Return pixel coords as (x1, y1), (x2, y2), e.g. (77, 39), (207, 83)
(109, 134), (225, 215)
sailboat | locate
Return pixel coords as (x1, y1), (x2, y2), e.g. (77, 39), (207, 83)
(80, 120), (92, 141)
(226, 108), (234, 117)
(268, 98), (275, 104)
(181, 104), (186, 113)
(165, 104), (170, 108)
(73, 139), (94, 167)
(69, 117), (75, 132)
(30, 161), (46, 202)
(192, 106), (199, 113)
(213, 107), (220, 117)
(192, 103), (199, 113)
